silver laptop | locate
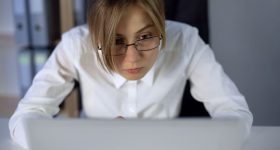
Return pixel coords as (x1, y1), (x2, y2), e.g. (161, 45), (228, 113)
(25, 118), (245, 150)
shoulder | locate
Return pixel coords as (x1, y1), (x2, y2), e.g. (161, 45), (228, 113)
(60, 25), (93, 53)
(62, 24), (90, 45)
(164, 20), (200, 53)
(62, 24), (90, 40)
(165, 20), (199, 37)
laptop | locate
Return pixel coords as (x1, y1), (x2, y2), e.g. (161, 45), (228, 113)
(25, 118), (245, 150)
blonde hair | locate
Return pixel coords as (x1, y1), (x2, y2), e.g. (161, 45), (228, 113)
(87, 0), (166, 72)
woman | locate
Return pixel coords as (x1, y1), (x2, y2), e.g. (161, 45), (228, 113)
(9, 0), (253, 149)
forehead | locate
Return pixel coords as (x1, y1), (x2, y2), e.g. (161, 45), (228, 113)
(116, 4), (155, 36)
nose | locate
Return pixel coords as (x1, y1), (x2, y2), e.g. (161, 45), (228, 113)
(124, 44), (141, 62)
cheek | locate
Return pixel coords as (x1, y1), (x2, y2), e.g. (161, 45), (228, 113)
(113, 57), (124, 70)
(146, 50), (159, 64)
(112, 49), (159, 70)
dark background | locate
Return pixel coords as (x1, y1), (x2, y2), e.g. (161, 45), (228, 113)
(164, 0), (210, 117)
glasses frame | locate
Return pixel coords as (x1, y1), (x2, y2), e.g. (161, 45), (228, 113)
(98, 35), (162, 56)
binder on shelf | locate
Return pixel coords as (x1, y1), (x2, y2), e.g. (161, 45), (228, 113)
(12, 0), (31, 47)
(18, 49), (33, 96)
(73, 0), (88, 25)
(28, 0), (61, 47)
(33, 49), (50, 74)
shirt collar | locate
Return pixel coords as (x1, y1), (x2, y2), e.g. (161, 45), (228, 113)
(112, 72), (127, 89)
(112, 65), (155, 89)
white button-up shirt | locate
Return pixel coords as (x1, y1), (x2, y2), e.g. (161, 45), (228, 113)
(9, 20), (253, 149)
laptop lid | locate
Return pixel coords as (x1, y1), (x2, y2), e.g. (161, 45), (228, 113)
(25, 118), (245, 150)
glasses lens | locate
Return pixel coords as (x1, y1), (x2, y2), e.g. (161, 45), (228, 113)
(112, 44), (126, 55)
(112, 36), (161, 56)
(113, 38), (126, 55)
(136, 36), (160, 51)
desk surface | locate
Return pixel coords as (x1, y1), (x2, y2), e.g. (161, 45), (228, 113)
(1, 118), (280, 150)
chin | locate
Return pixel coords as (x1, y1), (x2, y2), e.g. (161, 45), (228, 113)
(124, 75), (143, 80)
(122, 73), (146, 81)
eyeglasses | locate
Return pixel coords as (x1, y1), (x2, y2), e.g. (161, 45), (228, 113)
(111, 35), (162, 56)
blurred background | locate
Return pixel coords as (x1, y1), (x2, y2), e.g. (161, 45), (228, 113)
(0, 0), (279, 126)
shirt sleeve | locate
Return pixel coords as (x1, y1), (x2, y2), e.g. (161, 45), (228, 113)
(9, 33), (79, 149)
(186, 27), (253, 139)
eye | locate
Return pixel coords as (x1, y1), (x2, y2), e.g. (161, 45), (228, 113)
(115, 38), (125, 45)
(138, 33), (154, 40)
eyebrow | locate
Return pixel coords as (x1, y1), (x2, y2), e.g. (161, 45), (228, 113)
(136, 24), (155, 34)
(116, 24), (155, 37)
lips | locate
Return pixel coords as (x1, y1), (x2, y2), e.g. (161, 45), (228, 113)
(125, 67), (143, 74)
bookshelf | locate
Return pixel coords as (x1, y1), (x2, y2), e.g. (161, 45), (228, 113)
(11, 0), (89, 118)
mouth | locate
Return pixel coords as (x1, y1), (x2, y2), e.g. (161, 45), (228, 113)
(124, 67), (144, 74)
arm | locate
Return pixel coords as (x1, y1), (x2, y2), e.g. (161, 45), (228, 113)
(9, 33), (78, 149)
(186, 28), (253, 139)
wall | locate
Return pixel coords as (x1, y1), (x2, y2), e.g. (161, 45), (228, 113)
(208, 0), (280, 125)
